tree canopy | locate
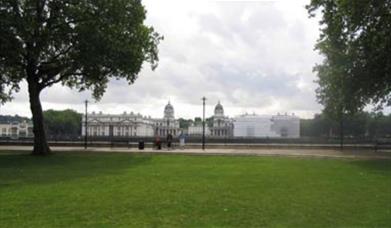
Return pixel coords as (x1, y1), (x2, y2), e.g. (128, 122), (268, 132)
(178, 118), (193, 129)
(300, 112), (391, 138)
(307, 0), (391, 116)
(43, 109), (82, 139)
(0, 0), (162, 155)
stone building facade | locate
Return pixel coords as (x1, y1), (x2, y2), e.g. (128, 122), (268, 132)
(81, 111), (155, 137)
(81, 101), (181, 138)
(0, 121), (34, 139)
(188, 125), (210, 136)
(153, 101), (181, 137)
(209, 102), (234, 137)
(81, 100), (300, 139)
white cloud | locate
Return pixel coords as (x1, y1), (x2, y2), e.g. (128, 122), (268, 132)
(0, 0), (323, 119)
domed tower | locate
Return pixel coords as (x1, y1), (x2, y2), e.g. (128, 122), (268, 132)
(164, 101), (175, 119)
(214, 101), (224, 117)
(211, 101), (233, 137)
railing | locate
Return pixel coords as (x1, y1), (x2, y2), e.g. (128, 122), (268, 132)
(1, 135), (391, 150)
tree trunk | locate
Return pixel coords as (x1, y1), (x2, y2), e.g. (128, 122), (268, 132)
(28, 79), (51, 155)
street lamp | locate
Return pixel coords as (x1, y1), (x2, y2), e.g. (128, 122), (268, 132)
(202, 97), (206, 150)
(84, 100), (88, 149)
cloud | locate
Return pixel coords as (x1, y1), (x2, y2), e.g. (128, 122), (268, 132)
(0, 0), (323, 119)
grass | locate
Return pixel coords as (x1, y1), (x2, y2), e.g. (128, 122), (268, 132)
(0, 152), (390, 227)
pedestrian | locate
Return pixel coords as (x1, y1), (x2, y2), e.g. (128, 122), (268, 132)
(166, 133), (173, 150)
(179, 132), (185, 149)
(155, 136), (161, 150)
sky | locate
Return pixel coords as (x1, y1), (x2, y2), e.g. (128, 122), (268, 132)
(0, 0), (325, 119)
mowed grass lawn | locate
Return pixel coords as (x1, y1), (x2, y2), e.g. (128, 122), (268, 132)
(1, 152), (390, 227)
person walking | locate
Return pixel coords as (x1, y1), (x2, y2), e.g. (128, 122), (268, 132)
(179, 132), (186, 149)
(166, 133), (173, 150)
(155, 135), (161, 150)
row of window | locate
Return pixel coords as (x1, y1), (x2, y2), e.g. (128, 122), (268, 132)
(1, 127), (32, 135)
(158, 129), (178, 136)
(88, 125), (137, 131)
(211, 129), (231, 136)
(88, 131), (137, 137)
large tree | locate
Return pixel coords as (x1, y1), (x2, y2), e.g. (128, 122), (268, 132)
(307, 0), (390, 149)
(307, 0), (391, 114)
(0, 0), (162, 155)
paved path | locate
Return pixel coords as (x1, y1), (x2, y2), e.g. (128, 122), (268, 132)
(1, 145), (390, 160)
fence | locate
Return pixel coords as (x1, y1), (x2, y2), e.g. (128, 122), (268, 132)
(1, 135), (391, 150)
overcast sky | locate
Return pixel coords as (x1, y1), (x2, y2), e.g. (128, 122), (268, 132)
(0, 0), (325, 119)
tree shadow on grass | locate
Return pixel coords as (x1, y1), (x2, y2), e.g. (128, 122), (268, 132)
(0, 152), (152, 188)
(348, 159), (391, 176)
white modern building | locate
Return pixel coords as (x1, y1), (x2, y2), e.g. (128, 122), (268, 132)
(271, 113), (300, 138)
(233, 113), (300, 138)
(0, 121), (34, 139)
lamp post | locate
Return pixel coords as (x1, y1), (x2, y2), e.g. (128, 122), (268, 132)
(202, 97), (206, 150)
(84, 100), (88, 149)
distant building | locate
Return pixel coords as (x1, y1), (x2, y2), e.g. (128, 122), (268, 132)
(233, 113), (300, 138)
(188, 124), (210, 136)
(0, 121), (34, 139)
(209, 101), (234, 137)
(82, 101), (181, 138)
(81, 111), (155, 137)
(81, 100), (300, 139)
(153, 101), (181, 137)
(271, 113), (300, 138)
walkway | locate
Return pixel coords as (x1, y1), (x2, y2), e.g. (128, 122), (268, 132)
(1, 145), (390, 160)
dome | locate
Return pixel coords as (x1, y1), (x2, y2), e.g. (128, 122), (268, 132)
(214, 101), (224, 117)
(164, 101), (175, 118)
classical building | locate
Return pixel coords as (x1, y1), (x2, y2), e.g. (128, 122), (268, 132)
(81, 100), (300, 139)
(81, 111), (155, 137)
(153, 101), (181, 137)
(233, 113), (300, 138)
(188, 124), (210, 136)
(210, 101), (234, 137)
(81, 101), (181, 138)
(0, 121), (33, 139)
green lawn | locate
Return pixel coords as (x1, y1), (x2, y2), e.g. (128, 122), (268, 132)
(1, 152), (390, 227)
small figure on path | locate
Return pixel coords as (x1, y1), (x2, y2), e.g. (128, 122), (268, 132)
(155, 136), (161, 150)
(167, 133), (173, 150)
(179, 132), (186, 149)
